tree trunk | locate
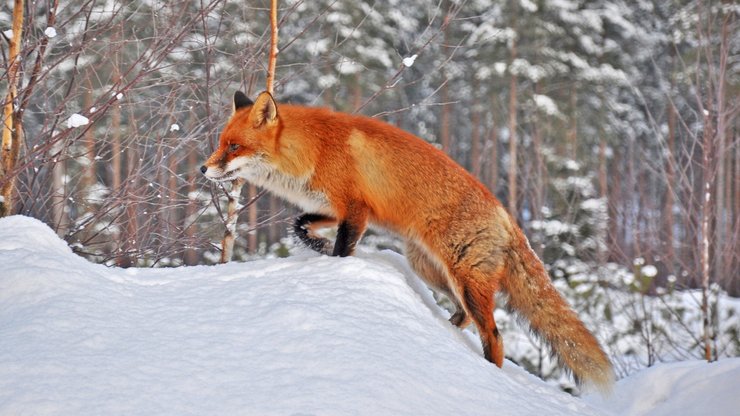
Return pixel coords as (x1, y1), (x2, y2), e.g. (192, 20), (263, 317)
(628, 135), (640, 259)
(489, 93), (499, 194)
(531, 83), (545, 256)
(609, 150), (622, 262)
(268, 195), (280, 246)
(352, 73), (363, 113)
(440, 81), (451, 155)
(507, 34), (518, 216)
(183, 146), (198, 266)
(699, 115), (715, 362)
(110, 97), (122, 256)
(471, 77), (481, 178)
(664, 94), (676, 274)
(221, 179), (245, 263)
(733, 125), (740, 295)
(598, 135), (609, 264)
(51, 140), (68, 237)
(568, 87), (578, 160)
(118, 141), (139, 268)
(248, 184), (258, 255)
(265, 0), (279, 96)
(83, 85), (96, 197)
(0, 0), (24, 217)
(440, 14), (451, 156)
(713, 6), (731, 292)
(598, 138), (608, 200)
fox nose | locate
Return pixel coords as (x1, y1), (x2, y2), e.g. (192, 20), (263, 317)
(200, 165), (207, 174)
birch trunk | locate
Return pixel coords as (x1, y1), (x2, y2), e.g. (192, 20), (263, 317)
(0, 0), (24, 217)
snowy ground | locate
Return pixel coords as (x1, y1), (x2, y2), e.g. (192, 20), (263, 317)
(1, 215), (738, 415)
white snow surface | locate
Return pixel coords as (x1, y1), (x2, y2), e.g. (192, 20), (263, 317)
(586, 359), (740, 416)
(0, 215), (737, 415)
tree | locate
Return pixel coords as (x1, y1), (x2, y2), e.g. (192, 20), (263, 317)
(1, 0), (25, 217)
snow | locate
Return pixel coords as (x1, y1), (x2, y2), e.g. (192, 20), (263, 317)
(402, 54), (418, 68)
(356, 43), (393, 68)
(494, 61), (507, 75)
(580, 197), (606, 212)
(44, 27), (57, 38)
(317, 74), (338, 89)
(388, 9), (417, 32)
(585, 359), (740, 416)
(530, 219), (577, 237)
(510, 58), (546, 82)
(641, 264), (658, 278)
(66, 113), (89, 128)
(533, 93), (560, 116)
(520, 0), (538, 13)
(335, 57), (362, 75)
(0, 215), (737, 416)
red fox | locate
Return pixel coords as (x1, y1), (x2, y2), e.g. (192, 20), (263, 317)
(201, 91), (614, 391)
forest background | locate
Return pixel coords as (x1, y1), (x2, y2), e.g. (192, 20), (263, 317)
(1, 0), (737, 389)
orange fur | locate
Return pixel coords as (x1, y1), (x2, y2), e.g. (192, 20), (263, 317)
(202, 91), (614, 391)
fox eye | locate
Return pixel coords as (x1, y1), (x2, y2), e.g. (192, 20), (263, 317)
(228, 143), (240, 153)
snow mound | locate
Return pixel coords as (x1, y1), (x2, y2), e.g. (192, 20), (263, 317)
(0, 215), (73, 255)
(586, 358), (740, 416)
(0, 215), (601, 415)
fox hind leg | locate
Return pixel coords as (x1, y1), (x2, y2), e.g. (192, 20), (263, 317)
(457, 275), (504, 367)
(405, 241), (470, 328)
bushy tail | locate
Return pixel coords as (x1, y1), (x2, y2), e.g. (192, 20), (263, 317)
(501, 234), (614, 393)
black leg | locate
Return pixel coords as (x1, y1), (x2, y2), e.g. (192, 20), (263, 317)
(293, 213), (335, 255)
(332, 220), (363, 257)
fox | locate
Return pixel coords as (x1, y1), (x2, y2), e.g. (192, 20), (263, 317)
(201, 90), (614, 391)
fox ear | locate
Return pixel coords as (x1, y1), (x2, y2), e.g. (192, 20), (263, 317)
(251, 91), (278, 128)
(233, 91), (253, 113)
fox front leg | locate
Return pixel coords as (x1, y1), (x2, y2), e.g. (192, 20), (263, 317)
(294, 208), (368, 257)
(332, 220), (360, 257)
(332, 208), (369, 257)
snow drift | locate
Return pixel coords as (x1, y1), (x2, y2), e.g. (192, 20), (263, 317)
(585, 358), (740, 416)
(0, 216), (599, 415)
(1, 215), (737, 415)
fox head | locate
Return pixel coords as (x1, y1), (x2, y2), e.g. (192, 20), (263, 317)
(200, 91), (279, 182)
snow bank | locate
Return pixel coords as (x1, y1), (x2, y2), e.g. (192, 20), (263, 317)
(586, 358), (740, 416)
(0, 215), (599, 416)
(3, 215), (737, 415)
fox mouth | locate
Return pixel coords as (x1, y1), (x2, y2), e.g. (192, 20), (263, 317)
(202, 167), (239, 182)
(203, 155), (264, 182)
(209, 170), (238, 182)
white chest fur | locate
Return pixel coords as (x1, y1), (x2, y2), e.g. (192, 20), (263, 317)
(227, 156), (331, 214)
